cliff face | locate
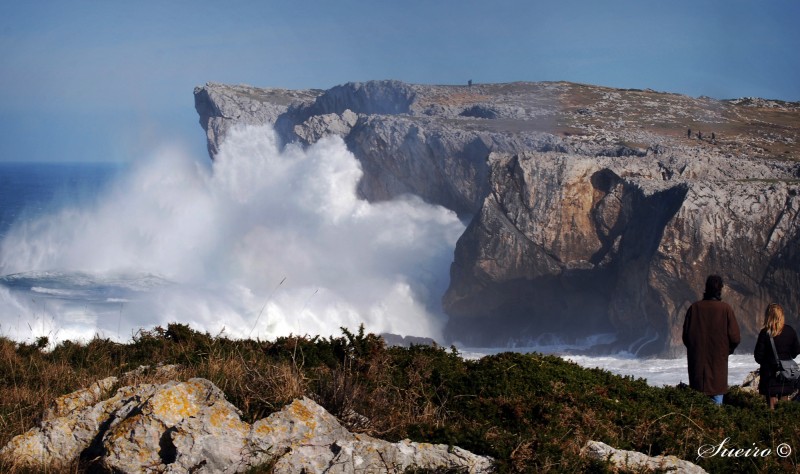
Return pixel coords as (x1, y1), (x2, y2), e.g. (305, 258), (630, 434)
(194, 82), (323, 157)
(445, 151), (799, 354)
(194, 80), (800, 355)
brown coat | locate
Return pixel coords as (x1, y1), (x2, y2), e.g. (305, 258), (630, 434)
(682, 299), (741, 395)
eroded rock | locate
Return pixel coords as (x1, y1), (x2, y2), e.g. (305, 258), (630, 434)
(584, 440), (707, 473)
(443, 150), (800, 354)
(1, 378), (493, 473)
(294, 109), (358, 145)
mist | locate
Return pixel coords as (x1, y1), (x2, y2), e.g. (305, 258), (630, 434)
(0, 126), (465, 344)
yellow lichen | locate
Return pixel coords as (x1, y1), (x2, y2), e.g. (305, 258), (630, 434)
(254, 422), (274, 436)
(288, 400), (318, 437)
(288, 400), (313, 421)
(149, 383), (201, 423)
(209, 405), (248, 431)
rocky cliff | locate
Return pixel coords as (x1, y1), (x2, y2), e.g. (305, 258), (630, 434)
(194, 80), (800, 355)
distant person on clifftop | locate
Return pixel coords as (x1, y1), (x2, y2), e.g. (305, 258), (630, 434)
(682, 275), (741, 404)
(687, 128), (692, 139)
(468, 79), (472, 88)
(753, 303), (800, 409)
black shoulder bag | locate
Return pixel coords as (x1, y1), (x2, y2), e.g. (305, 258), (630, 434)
(769, 335), (800, 383)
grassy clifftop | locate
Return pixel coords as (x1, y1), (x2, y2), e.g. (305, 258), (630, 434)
(2, 324), (798, 473)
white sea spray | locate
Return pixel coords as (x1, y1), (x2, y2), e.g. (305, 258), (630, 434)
(0, 125), (464, 344)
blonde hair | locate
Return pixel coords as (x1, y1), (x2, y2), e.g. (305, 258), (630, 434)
(764, 303), (785, 337)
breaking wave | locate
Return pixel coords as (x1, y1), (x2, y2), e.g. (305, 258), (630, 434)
(0, 126), (465, 343)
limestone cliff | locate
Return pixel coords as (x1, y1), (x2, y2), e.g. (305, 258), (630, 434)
(194, 80), (800, 355)
(444, 151), (799, 354)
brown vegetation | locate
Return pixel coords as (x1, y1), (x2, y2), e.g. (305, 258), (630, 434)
(2, 323), (799, 473)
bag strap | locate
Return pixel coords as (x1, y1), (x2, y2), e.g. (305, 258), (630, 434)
(769, 335), (781, 365)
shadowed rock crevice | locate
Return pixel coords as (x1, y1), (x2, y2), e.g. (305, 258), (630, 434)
(444, 270), (618, 347)
(443, 151), (700, 353)
(158, 427), (178, 465)
(79, 407), (120, 470)
(606, 183), (690, 355)
(588, 169), (627, 265)
(460, 104), (500, 119)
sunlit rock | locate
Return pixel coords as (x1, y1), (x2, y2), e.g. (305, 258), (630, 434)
(584, 440), (707, 473)
(1, 378), (493, 473)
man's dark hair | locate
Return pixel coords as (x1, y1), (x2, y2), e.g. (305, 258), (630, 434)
(703, 274), (724, 300)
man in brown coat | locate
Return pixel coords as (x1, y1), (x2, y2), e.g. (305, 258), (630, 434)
(682, 275), (741, 404)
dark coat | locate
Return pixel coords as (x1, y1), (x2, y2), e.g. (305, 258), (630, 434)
(682, 299), (741, 395)
(754, 325), (800, 397)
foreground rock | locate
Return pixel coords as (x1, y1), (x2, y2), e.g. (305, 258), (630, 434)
(195, 80), (800, 354)
(1, 378), (492, 473)
(584, 440), (708, 473)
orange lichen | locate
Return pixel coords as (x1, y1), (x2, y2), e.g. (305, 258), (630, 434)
(106, 413), (143, 443)
(149, 383), (202, 423)
(209, 405), (248, 431)
(254, 425), (272, 437)
(288, 401), (318, 437)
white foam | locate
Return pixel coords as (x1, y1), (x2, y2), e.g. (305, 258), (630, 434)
(31, 287), (80, 297)
(0, 125), (465, 344)
(459, 346), (758, 388)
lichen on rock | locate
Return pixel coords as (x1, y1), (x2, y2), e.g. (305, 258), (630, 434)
(1, 378), (493, 473)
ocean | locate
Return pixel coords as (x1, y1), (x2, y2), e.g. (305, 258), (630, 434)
(0, 135), (760, 388)
(0, 161), (125, 240)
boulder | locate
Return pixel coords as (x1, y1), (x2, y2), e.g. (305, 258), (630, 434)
(99, 378), (249, 473)
(1, 378), (493, 473)
(584, 440), (707, 473)
(0, 376), (120, 470)
(294, 109), (358, 145)
(740, 370), (760, 393)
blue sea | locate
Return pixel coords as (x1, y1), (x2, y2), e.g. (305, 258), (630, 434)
(0, 156), (759, 387)
(0, 162), (125, 240)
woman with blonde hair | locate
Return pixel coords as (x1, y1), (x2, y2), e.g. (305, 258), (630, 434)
(754, 303), (800, 409)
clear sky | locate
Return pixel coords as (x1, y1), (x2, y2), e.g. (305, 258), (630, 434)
(1, 0), (798, 162)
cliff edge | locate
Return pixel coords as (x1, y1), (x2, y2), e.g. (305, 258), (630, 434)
(194, 80), (800, 355)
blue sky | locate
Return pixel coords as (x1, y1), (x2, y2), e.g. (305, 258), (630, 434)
(1, 0), (798, 162)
